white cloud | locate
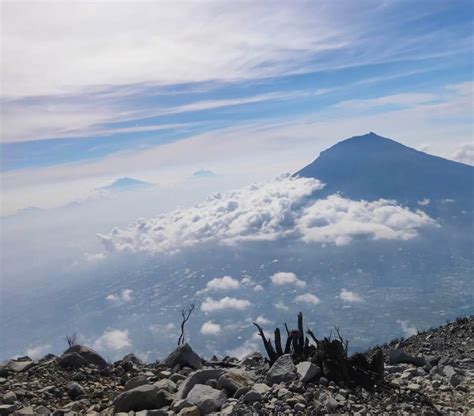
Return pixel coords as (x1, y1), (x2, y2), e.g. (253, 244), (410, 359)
(297, 194), (435, 246)
(417, 198), (430, 206)
(205, 276), (240, 291)
(200, 321), (221, 335)
(84, 252), (106, 263)
(270, 272), (306, 288)
(121, 289), (133, 302)
(94, 329), (132, 351)
(338, 288), (363, 303)
(274, 301), (289, 311)
(295, 293), (320, 305)
(99, 176), (435, 255)
(201, 297), (251, 312)
(25, 344), (51, 360)
(254, 285), (264, 292)
(1, 2), (352, 99)
(255, 316), (271, 325)
(397, 320), (417, 338)
(451, 144), (474, 166)
(226, 338), (260, 360)
(106, 288), (134, 303)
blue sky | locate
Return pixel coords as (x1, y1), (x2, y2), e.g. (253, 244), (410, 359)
(1, 0), (473, 213)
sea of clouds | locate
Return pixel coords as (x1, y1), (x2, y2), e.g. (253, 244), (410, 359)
(98, 175), (435, 255)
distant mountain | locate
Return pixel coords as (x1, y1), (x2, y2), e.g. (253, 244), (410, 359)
(192, 169), (216, 178)
(98, 177), (153, 191)
(295, 132), (474, 217)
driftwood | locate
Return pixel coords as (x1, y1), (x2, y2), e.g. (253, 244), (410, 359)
(253, 312), (384, 389)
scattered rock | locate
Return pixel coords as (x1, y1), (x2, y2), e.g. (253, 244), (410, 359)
(296, 361), (321, 382)
(186, 384), (227, 414)
(59, 344), (107, 369)
(389, 350), (425, 367)
(66, 382), (84, 400)
(266, 354), (297, 385)
(176, 369), (224, 399)
(2, 392), (17, 404)
(163, 344), (202, 370)
(113, 385), (172, 413)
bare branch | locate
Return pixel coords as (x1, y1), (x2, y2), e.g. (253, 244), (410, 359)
(178, 302), (195, 345)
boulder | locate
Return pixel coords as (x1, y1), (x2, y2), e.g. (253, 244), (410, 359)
(2, 392), (17, 405)
(296, 361), (321, 382)
(153, 378), (177, 393)
(389, 350), (425, 367)
(266, 354), (297, 385)
(57, 352), (87, 369)
(163, 344), (202, 370)
(187, 384), (227, 414)
(176, 369), (224, 399)
(59, 345), (107, 369)
(0, 359), (34, 376)
(121, 353), (144, 366)
(124, 375), (148, 391)
(240, 352), (264, 367)
(0, 404), (17, 416)
(243, 389), (261, 403)
(67, 382), (84, 400)
(177, 406), (201, 416)
(216, 372), (252, 395)
(113, 385), (172, 413)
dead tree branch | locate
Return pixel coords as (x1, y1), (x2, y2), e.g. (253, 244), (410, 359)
(177, 302), (195, 345)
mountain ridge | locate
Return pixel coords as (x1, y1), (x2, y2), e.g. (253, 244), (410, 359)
(295, 132), (474, 216)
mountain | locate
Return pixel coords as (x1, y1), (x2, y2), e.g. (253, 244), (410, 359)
(295, 132), (474, 216)
(192, 169), (216, 178)
(98, 177), (153, 191)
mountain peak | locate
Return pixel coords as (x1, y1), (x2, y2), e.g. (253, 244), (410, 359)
(99, 177), (153, 191)
(295, 133), (473, 211)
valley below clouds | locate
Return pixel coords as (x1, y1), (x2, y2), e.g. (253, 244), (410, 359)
(1, 175), (471, 362)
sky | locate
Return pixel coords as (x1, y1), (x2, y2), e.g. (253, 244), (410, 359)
(1, 0), (473, 214)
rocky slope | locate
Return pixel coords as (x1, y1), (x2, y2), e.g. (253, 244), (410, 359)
(0, 317), (472, 415)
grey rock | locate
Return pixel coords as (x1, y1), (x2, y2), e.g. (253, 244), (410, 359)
(34, 406), (51, 415)
(240, 352), (264, 367)
(121, 353), (144, 366)
(216, 372), (252, 395)
(0, 404), (16, 416)
(176, 369), (224, 399)
(124, 375), (148, 391)
(2, 392), (16, 405)
(243, 389), (261, 403)
(57, 352), (87, 369)
(266, 354), (297, 385)
(0, 359), (33, 375)
(450, 373), (463, 387)
(59, 345), (107, 369)
(153, 378), (177, 393)
(296, 361), (321, 382)
(67, 382), (84, 400)
(13, 407), (34, 415)
(389, 350), (425, 367)
(113, 385), (172, 413)
(162, 344), (202, 370)
(177, 406), (200, 416)
(187, 384), (227, 414)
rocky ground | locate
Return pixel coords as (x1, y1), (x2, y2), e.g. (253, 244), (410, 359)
(0, 316), (472, 415)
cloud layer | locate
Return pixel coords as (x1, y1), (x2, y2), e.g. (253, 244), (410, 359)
(99, 176), (435, 255)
